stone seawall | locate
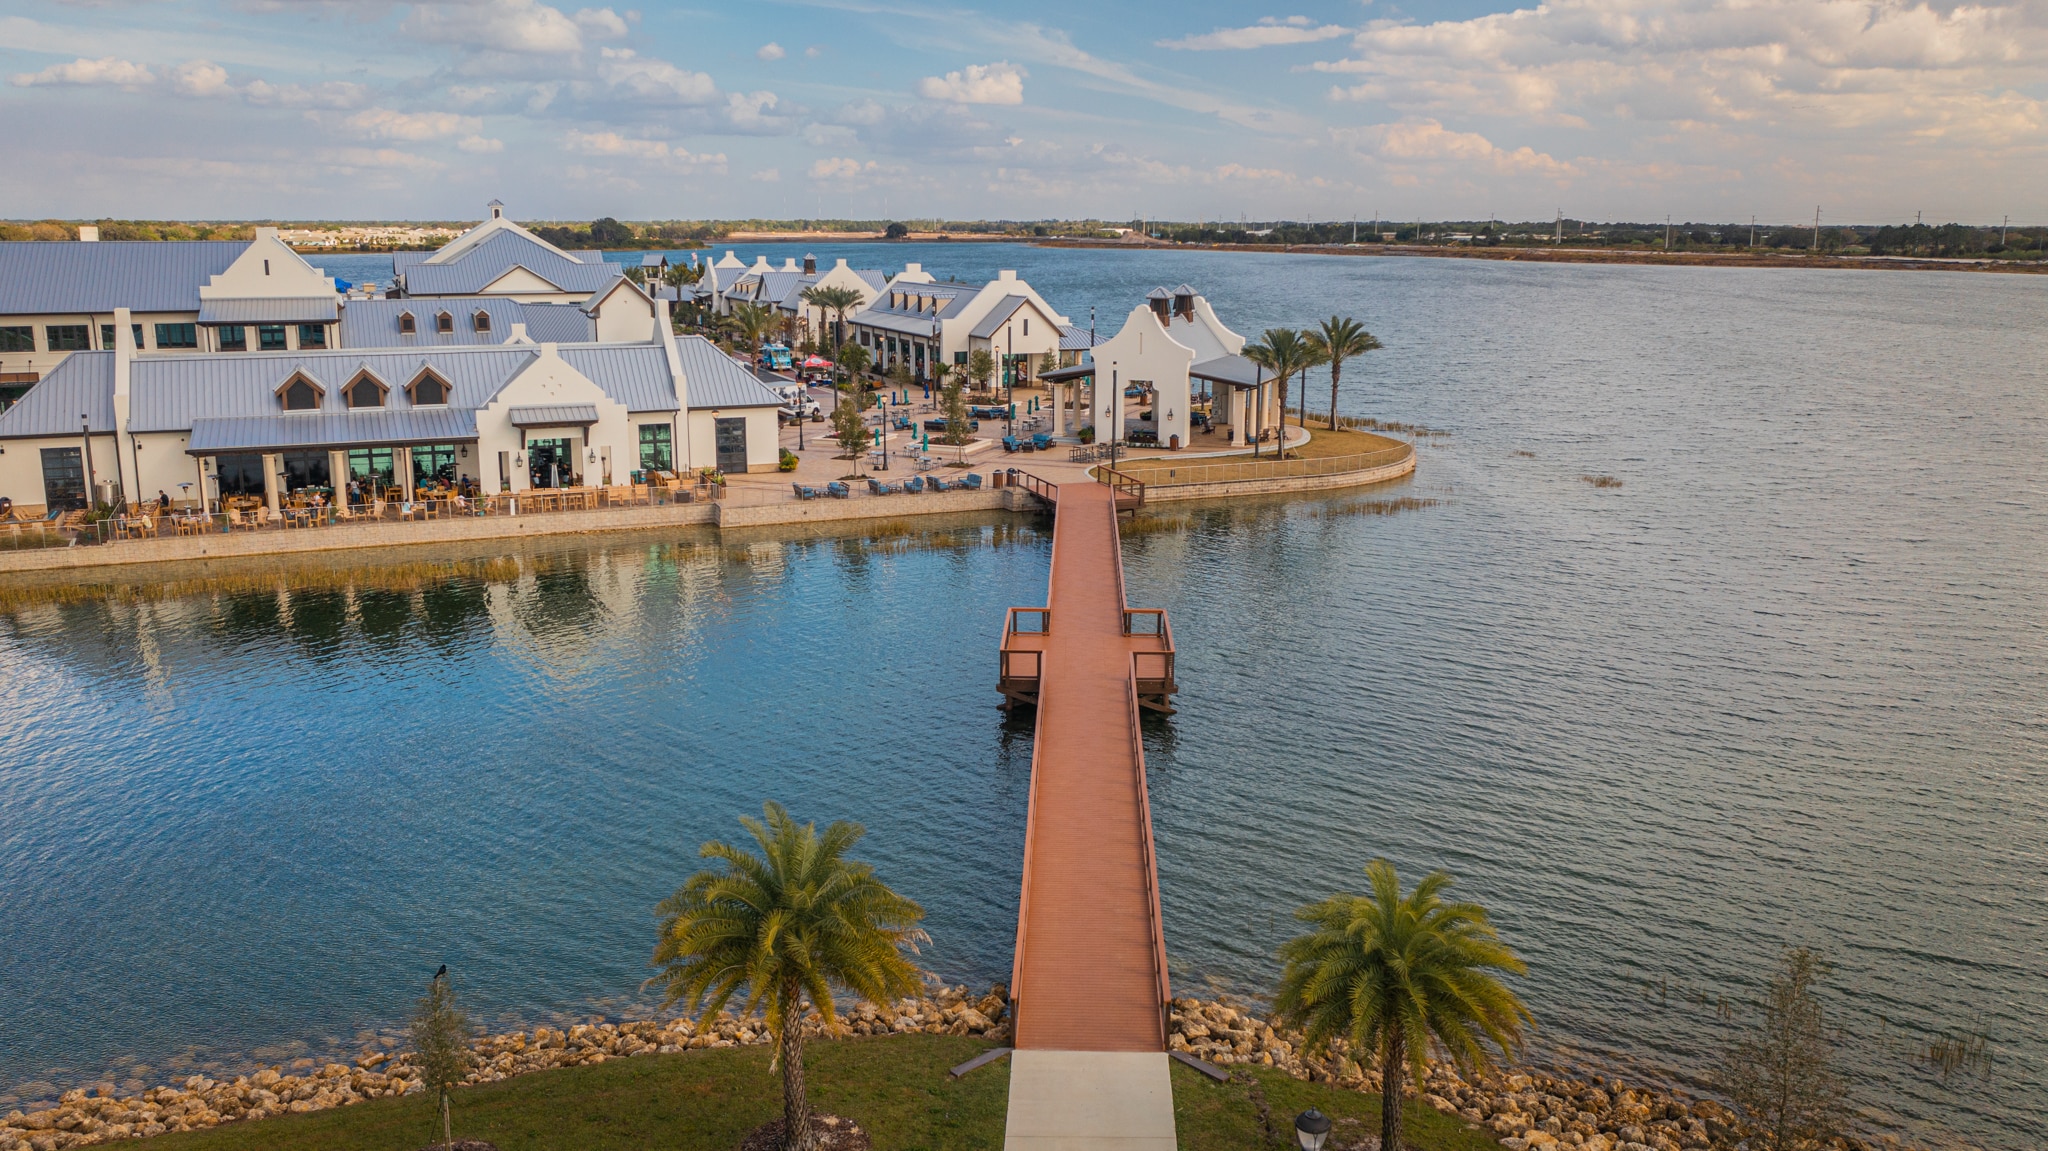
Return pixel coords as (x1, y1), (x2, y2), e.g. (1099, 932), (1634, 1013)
(1137, 450), (1417, 504)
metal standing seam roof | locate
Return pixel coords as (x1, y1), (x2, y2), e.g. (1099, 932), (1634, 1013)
(1189, 353), (1264, 388)
(196, 297), (340, 325)
(507, 403), (599, 427)
(187, 408), (479, 453)
(397, 232), (624, 296)
(336, 298), (595, 348)
(670, 335), (783, 408)
(119, 343), (677, 433)
(0, 241), (247, 314)
(852, 310), (943, 337)
(1060, 324), (1104, 351)
(969, 294), (1039, 340)
(0, 350), (114, 436)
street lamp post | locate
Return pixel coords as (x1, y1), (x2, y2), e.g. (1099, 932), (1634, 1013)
(1293, 1108), (1331, 1151)
(1005, 326), (1015, 439)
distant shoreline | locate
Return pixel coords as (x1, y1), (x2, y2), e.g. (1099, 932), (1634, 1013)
(1030, 238), (2048, 273)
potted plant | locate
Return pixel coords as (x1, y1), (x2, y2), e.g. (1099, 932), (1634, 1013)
(778, 448), (799, 473)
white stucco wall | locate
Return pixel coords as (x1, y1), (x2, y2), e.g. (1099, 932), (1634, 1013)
(686, 407), (779, 474)
(474, 344), (634, 491)
(1091, 305), (1197, 448)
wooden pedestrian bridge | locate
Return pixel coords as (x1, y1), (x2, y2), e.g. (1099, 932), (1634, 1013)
(994, 469), (1183, 1150)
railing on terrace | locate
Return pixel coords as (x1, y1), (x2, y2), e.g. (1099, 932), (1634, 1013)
(1098, 466), (1146, 509)
(1110, 443), (1413, 488)
(35, 483), (704, 546)
(997, 606), (1050, 710)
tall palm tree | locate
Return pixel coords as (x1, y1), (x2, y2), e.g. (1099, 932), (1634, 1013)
(652, 803), (926, 1151)
(800, 285), (864, 359)
(1275, 859), (1531, 1151)
(1306, 317), (1382, 432)
(1242, 328), (1317, 458)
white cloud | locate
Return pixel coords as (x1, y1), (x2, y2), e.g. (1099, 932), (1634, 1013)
(403, 0), (588, 54)
(244, 79), (371, 110)
(598, 47), (719, 105)
(573, 7), (627, 38)
(1339, 119), (1578, 178)
(458, 134), (505, 152)
(804, 46), (821, 59)
(10, 56), (154, 88)
(722, 89), (787, 132)
(167, 60), (230, 97)
(752, 167), (781, 181)
(917, 61), (1025, 105)
(809, 156), (876, 180)
(757, 42), (785, 61)
(1159, 16), (1348, 51)
(563, 129), (727, 170)
(344, 108), (484, 141)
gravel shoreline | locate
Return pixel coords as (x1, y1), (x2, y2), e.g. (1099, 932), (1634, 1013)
(1, 989), (1916, 1151)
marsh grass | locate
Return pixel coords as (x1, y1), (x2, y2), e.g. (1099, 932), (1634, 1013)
(1923, 1031), (1993, 1081)
(0, 556), (530, 611)
(1580, 474), (1624, 489)
(1308, 497), (1442, 519)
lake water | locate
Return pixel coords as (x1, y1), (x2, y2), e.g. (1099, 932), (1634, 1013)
(4, 248), (2044, 1149)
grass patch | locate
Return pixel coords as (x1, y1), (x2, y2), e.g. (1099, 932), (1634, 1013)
(151, 1035), (1006, 1151)
(1579, 474), (1624, 489)
(1173, 1062), (1501, 1151)
(140, 1036), (1501, 1151)
(1115, 428), (1407, 478)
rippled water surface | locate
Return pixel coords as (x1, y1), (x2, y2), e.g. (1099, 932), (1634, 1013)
(3, 250), (2043, 1148)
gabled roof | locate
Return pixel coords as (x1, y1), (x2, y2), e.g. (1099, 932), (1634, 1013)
(340, 297), (601, 348)
(0, 241), (248, 314)
(672, 335), (783, 408)
(398, 231), (623, 296)
(968, 294), (1046, 340)
(1190, 353), (1264, 388)
(188, 409), (479, 453)
(0, 349), (115, 436)
(1060, 323), (1104, 351)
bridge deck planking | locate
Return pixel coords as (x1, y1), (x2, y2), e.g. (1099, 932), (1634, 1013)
(1010, 481), (1169, 1052)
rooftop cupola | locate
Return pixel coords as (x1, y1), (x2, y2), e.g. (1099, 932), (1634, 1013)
(804, 253), (817, 275)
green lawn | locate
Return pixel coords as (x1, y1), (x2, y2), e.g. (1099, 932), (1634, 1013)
(147, 1035), (1498, 1151)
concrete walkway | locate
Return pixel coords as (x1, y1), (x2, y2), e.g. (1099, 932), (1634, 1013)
(1004, 1051), (1176, 1151)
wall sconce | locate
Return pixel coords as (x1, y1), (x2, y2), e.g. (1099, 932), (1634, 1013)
(587, 449), (598, 464)
(459, 445), (468, 459)
(514, 454), (524, 467)
(1166, 408), (1174, 421)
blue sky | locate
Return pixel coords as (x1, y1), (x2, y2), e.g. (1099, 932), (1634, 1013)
(2, 0), (2042, 224)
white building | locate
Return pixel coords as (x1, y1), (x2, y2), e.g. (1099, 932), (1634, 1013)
(390, 203), (663, 341)
(0, 302), (782, 515)
(846, 267), (1068, 386)
(1041, 285), (1269, 449)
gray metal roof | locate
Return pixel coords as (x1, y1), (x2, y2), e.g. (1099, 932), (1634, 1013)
(337, 297), (595, 349)
(558, 346), (681, 412)
(1190, 353), (1264, 388)
(1060, 323), (1103, 351)
(197, 297), (339, 325)
(0, 241), (247, 315)
(1039, 362), (1095, 383)
(672, 335), (782, 409)
(853, 310), (942, 337)
(0, 349), (114, 436)
(508, 403), (599, 427)
(398, 232), (623, 296)
(969, 295), (1032, 340)
(188, 408), (479, 453)
(639, 253), (668, 267)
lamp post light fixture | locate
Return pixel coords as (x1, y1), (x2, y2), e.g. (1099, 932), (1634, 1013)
(1293, 1108), (1332, 1151)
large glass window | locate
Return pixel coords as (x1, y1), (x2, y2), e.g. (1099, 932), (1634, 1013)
(214, 453), (267, 498)
(258, 324), (287, 351)
(280, 450), (331, 492)
(99, 324), (143, 350)
(154, 323), (198, 349)
(411, 444), (459, 488)
(0, 327), (32, 352)
(347, 448), (396, 495)
(39, 447), (85, 510)
(638, 423), (673, 471)
(46, 325), (90, 351)
(298, 324), (326, 349)
(218, 325), (247, 351)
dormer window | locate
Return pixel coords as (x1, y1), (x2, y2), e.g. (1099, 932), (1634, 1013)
(435, 311), (454, 334)
(398, 311), (416, 335)
(407, 368), (450, 407)
(345, 370), (389, 409)
(472, 310), (491, 333)
(277, 372), (324, 411)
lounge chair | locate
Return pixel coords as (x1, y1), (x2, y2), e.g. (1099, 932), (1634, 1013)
(792, 482), (822, 500)
(1003, 436), (1020, 453)
(903, 475), (925, 494)
(927, 475), (955, 493)
(867, 478), (900, 495)
(227, 507), (258, 532)
(1032, 434), (1053, 451)
(959, 473), (984, 490)
(825, 481), (851, 499)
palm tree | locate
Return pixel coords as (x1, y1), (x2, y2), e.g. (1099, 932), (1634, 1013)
(652, 803), (926, 1151)
(1306, 317), (1382, 432)
(1242, 328), (1317, 458)
(731, 303), (776, 356)
(800, 285), (863, 359)
(1275, 859), (1531, 1151)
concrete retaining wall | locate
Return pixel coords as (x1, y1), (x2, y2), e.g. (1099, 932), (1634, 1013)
(1140, 452), (1416, 503)
(713, 488), (1030, 527)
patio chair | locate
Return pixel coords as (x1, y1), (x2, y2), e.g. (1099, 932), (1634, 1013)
(903, 476), (925, 494)
(226, 507), (257, 532)
(1003, 436), (1019, 453)
(927, 475), (954, 493)
(867, 478), (900, 495)
(398, 501), (419, 522)
(825, 481), (851, 499)
(959, 473), (984, 490)
(1032, 434), (1053, 451)
(792, 482), (820, 500)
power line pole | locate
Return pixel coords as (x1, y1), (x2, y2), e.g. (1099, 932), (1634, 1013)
(2002, 215), (2009, 245)
(1813, 205), (1821, 252)
(1665, 215), (1672, 249)
(1749, 215), (1756, 247)
(1555, 210), (1562, 244)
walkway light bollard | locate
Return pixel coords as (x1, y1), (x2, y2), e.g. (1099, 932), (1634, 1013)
(1293, 1108), (1332, 1151)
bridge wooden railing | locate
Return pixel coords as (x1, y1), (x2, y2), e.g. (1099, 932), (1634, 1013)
(1098, 466), (1146, 510)
(1008, 470), (1060, 506)
(1124, 667), (1172, 1049)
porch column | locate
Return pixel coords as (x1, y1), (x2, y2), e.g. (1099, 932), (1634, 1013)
(262, 453), (281, 513)
(328, 450), (348, 506)
(398, 447), (415, 500)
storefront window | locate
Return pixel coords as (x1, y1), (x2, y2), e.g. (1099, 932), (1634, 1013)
(215, 453), (267, 498)
(638, 424), (673, 472)
(280, 450), (331, 492)
(347, 447), (396, 495)
(411, 444), (460, 488)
